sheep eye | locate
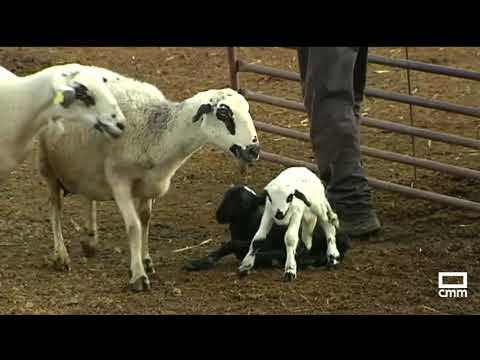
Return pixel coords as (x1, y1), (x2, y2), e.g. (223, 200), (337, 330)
(286, 194), (293, 203)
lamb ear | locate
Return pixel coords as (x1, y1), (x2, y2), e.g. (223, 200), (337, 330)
(193, 103), (213, 123)
(293, 189), (311, 207)
(255, 190), (271, 206)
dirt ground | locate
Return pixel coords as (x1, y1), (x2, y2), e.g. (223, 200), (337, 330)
(0, 47), (479, 315)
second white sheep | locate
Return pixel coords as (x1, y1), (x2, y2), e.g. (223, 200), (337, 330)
(0, 64), (126, 182)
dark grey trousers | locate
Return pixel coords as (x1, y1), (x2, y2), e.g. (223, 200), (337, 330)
(297, 47), (372, 212)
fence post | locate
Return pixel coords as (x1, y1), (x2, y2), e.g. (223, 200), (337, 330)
(227, 47), (248, 179)
(227, 47), (240, 91)
(405, 47), (418, 185)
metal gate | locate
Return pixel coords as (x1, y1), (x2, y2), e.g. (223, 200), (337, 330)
(227, 47), (480, 212)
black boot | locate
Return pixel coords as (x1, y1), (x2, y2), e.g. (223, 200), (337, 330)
(327, 176), (381, 237)
(332, 199), (382, 238)
(330, 46), (381, 239)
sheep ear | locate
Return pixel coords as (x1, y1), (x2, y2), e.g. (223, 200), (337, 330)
(293, 189), (311, 207)
(255, 190), (271, 205)
(53, 85), (76, 108)
(71, 81), (96, 107)
(61, 88), (77, 107)
(193, 103), (213, 123)
(54, 81), (95, 108)
(61, 70), (80, 80)
(53, 72), (80, 108)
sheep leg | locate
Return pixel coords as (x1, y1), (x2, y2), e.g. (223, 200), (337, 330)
(325, 200), (340, 229)
(185, 241), (237, 271)
(80, 200), (99, 258)
(186, 238), (264, 271)
(300, 214), (317, 252)
(136, 198), (155, 275)
(309, 200), (341, 268)
(215, 240), (246, 260)
(238, 211), (273, 276)
(47, 179), (71, 271)
(318, 221), (340, 268)
(283, 211), (302, 281)
(112, 183), (150, 292)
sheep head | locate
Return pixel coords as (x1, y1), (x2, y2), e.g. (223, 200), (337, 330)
(49, 67), (127, 139)
(192, 88), (260, 163)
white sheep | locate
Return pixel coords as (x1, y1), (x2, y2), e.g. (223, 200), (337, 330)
(37, 64), (260, 292)
(0, 64), (126, 181)
(238, 166), (341, 281)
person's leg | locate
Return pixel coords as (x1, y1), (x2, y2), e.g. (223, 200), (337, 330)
(298, 47), (381, 237)
(297, 47), (309, 99)
(298, 47), (357, 179)
(353, 46), (369, 120)
(332, 46), (381, 236)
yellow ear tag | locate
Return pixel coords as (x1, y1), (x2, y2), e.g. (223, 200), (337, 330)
(53, 91), (64, 105)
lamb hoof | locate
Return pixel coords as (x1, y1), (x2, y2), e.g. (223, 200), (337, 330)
(284, 272), (296, 282)
(144, 258), (156, 275)
(53, 257), (71, 272)
(129, 275), (151, 292)
(80, 241), (97, 258)
(238, 256), (254, 277)
(326, 256), (340, 270)
(238, 268), (250, 278)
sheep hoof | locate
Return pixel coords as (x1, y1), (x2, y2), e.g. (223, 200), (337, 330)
(53, 257), (71, 272)
(143, 258), (156, 274)
(237, 268), (250, 278)
(284, 272), (296, 281)
(80, 241), (97, 258)
(238, 256), (255, 277)
(326, 256), (340, 270)
(129, 275), (151, 292)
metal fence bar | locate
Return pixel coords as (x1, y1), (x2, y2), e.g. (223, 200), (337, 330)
(238, 59), (300, 81)
(365, 88), (480, 118)
(254, 121), (480, 180)
(281, 48), (480, 81)
(405, 47), (418, 183)
(361, 117), (480, 149)
(241, 88), (304, 110)
(368, 54), (480, 81)
(238, 61), (480, 118)
(260, 151), (480, 212)
(243, 89), (480, 149)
